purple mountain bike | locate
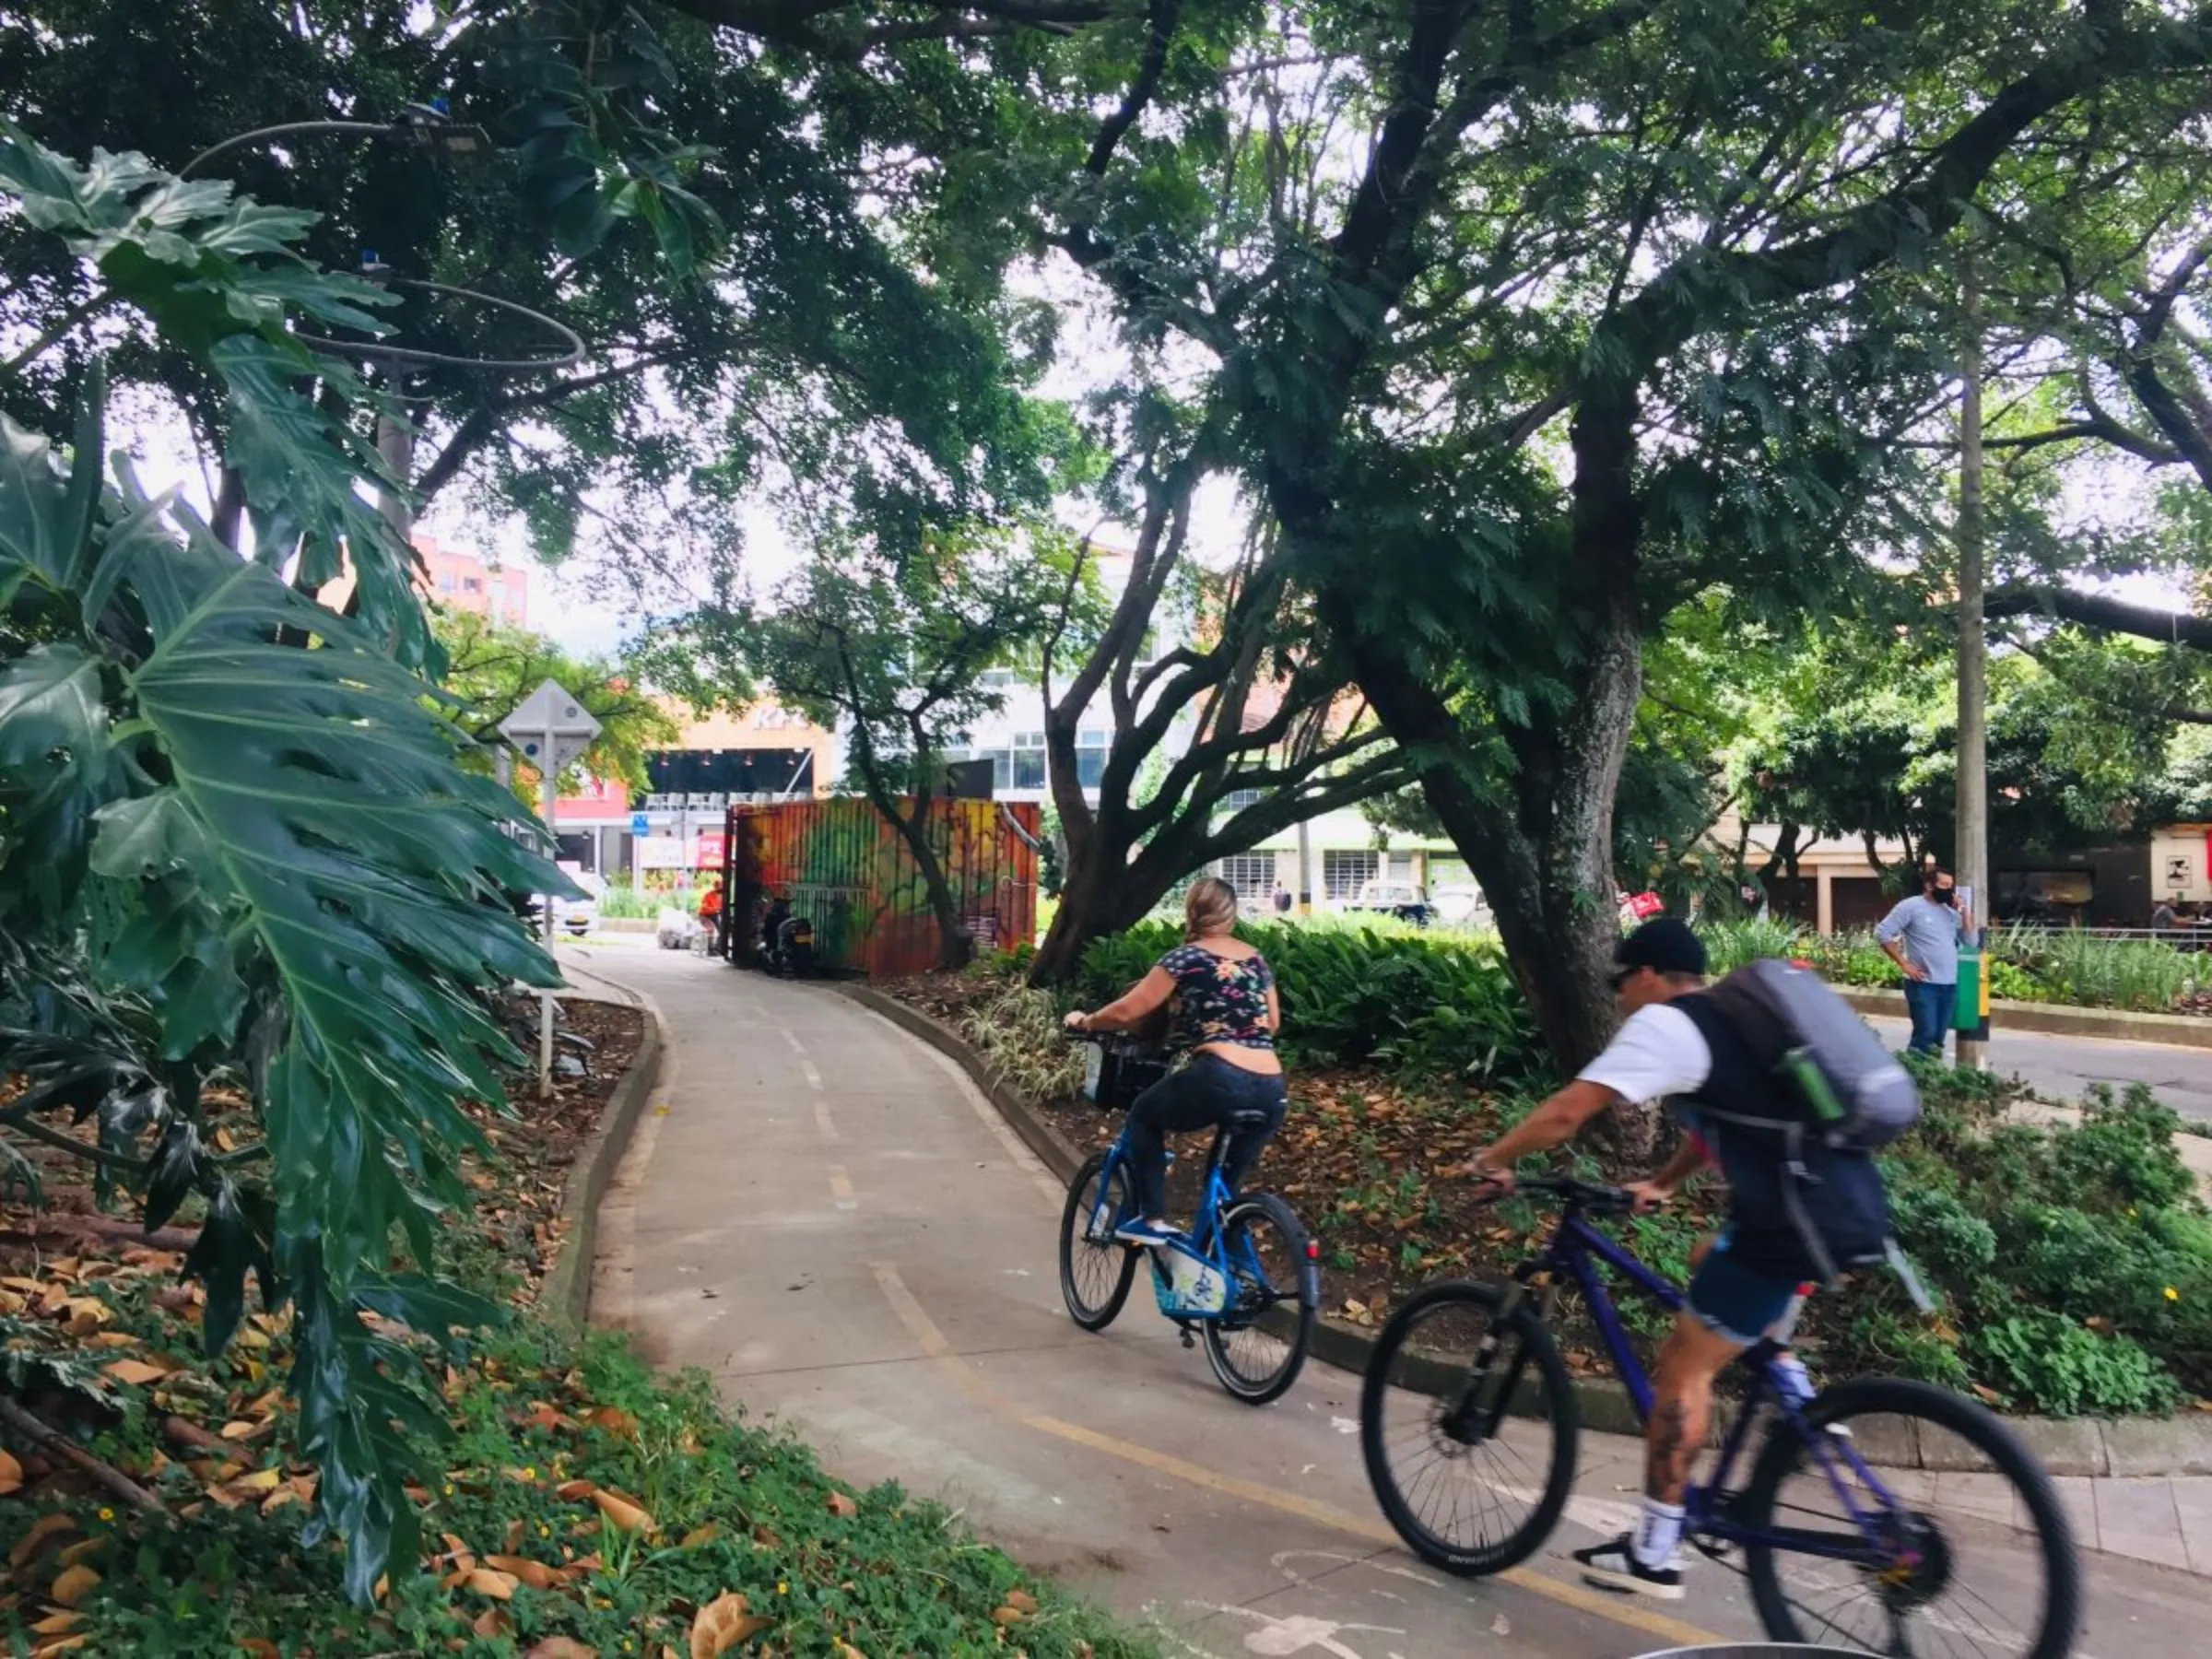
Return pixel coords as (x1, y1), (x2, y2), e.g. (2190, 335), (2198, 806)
(1359, 1176), (2081, 1659)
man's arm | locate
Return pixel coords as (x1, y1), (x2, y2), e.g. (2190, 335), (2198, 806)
(1467, 1080), (1623, 1181)
(1625, 1136), (1710, 1212)
(1875, 901), (1927, 981)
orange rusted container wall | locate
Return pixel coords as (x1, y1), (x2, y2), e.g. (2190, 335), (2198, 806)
(724, 797), (1041, 978)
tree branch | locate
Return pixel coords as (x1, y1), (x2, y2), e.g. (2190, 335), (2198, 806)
(1982, 583), (2212, 651)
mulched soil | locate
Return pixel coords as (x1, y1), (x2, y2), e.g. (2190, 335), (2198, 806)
(475, 994), (645, 1306)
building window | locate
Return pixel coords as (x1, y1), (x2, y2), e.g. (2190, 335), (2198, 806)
(1012, 731), (1046, 792)
(1075, 729), (1108, 790)
(1323, 850), (1377, 900)
(979, 667), (1018, 689)
(1215, 853), (1275, 900)
(1219, 785), (1265, 812)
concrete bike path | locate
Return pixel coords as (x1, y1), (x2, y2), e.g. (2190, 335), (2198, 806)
(575, 945), (2211, 1659)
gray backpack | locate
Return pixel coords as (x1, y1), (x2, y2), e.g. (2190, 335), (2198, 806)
(1702, 957), (1923, 1151)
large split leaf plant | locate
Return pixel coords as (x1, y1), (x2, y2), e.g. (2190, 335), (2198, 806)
(0, 126), (567, 1599)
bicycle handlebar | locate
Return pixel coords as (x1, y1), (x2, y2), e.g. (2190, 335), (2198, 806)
(1498, 1174), (1637, 1216)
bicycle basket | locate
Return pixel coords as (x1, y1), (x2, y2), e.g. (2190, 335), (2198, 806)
(1081, 1036), (1171, 1110)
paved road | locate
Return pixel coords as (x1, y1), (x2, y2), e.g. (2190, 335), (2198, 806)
(1863, 1017), (2212, 1123)
(576, 945), (2211, 1659)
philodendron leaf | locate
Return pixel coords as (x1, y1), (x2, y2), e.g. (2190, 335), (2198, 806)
(0, 643), (105, 812)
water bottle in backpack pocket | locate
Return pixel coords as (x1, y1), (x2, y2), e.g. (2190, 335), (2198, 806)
(1150, 1238), (1228, 1316)
(1704, 958), (1922, 1149)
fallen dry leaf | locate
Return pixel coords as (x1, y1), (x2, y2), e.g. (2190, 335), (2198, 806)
(590, 1488), (655, 1535)
(555, 1477), (598, 1501)
(9, 1514), (77, 1571)
(463, 1567), (520, 1602)
(28, 1609), (83, 1633)
(238, 1641), (281, 1658)
(54, 1540), (103, 1571)
(523, 1640), (598, 1659)
(484, 1553), (563, 1593)
(0, 1448), (21, 1495)
(991, 1605), (1026, 1627)
(586, 1405), (638, 1438)
(833, 1643), (865, 1659)
(473, 1607), (516, 1640)
(102, 1359), (169, 1387)
(679, 1522), (721, 1549)
(826, 1490), (859, 1521)
(690, 1590), (772, 1657)
(1004, 1589), (1039, 1615)
(48, 1565), (100, 1608)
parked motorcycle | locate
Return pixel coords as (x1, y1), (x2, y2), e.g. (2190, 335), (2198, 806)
(764, 911), (816, 978)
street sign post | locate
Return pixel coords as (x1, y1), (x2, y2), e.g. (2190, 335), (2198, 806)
(498, 680), (601, 1099)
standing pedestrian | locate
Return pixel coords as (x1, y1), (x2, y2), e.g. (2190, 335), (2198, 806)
(1272, 882), (1293, 915)
(1876, 866), (1971, 1057)
(2152, 896), (2180, 934)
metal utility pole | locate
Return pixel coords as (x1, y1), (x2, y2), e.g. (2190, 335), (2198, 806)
(1296, 817), (1314, 917)
(1956, 263), (1990, 1070)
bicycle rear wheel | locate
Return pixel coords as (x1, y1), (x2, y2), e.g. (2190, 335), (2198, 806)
(1359, 1280), (1578, 1575)
(1201, 1193), (1315, 1405)
(1059, 1150), (1139, 1331)
(1739, 1376), (2081, 1659)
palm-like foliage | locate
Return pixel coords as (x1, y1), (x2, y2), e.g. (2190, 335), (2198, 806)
(0, 126), (564, 1598)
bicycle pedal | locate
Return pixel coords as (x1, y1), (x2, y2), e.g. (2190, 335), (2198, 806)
(1178, 1326), (1196, 1350)
(1689, 1535), (1736, 1563)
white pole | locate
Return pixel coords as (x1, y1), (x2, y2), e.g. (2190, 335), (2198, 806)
(541, 720), (559, 1100)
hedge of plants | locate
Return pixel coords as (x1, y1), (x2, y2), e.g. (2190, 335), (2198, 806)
(1700, 918), (2203, 1013)
(1077, 920), (1542, 1081)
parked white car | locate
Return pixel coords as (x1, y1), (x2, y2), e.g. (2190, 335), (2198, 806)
(1432, 884), (1491, 926)
(1347, 880), (1436, 926)
(525, 872), (601, 938)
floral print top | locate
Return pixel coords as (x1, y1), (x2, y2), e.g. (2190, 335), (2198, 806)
(1159, 943), (1277, 1051)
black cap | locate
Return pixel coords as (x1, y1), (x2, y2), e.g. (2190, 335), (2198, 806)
(1615, 917), (1707, 978)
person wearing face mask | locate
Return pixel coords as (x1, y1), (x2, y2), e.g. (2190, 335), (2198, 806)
(1875, 865), (1972, 1056)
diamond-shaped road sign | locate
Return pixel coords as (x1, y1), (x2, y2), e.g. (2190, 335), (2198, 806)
(499, 678), (602, 773)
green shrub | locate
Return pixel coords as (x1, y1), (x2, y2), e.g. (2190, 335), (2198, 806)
(1076, 921), (1541, 1076)
(1966, 1312), (2181, 1418)
(1697, 917), (1810, 976)
(1994, 923), (2196, 1011)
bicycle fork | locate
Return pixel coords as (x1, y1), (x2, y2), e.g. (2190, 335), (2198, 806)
(1441, 1276), (1551, 1444)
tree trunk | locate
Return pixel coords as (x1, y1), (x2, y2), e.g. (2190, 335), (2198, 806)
(1030, 848), (1159, 984)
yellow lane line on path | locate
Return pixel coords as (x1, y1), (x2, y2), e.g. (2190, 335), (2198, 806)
(865, 1263), (1723, 1648)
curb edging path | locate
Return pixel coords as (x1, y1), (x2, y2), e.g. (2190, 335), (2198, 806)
(843, 984), (2212, 1481)
(537, 985), (664, 1333)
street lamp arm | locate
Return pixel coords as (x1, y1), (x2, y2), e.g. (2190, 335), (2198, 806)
(180, 121), (403, 179)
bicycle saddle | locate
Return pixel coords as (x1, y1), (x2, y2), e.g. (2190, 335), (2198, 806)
(1225, 1108), (1272, 1130)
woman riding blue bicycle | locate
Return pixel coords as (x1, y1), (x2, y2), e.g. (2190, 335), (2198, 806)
(1064, 877), (1286, 1245)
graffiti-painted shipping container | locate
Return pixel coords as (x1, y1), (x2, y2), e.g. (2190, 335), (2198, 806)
(723, 797), (1041, 979)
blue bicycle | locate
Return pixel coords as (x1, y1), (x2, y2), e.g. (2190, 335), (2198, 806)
(1360, 1176), (2080, 1659)
(1058, 1036), (1319, 1404)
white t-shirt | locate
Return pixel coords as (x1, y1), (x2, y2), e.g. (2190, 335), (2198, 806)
(1576, 1004), (1713, 1104)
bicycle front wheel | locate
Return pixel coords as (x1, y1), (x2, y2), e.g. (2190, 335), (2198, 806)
(1201, 1193), (1316, 1405)
(1740, 1376), (2082, 1659)
(1359, 1280), (1578, 1576)
(1059, 1151), (1138, 1331)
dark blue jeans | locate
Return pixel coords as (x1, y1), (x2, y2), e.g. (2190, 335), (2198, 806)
(1125, 1053), (1288, 1218)
(1902, 979), (1956, 1056)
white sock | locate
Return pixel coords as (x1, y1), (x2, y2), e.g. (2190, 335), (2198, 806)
(1633, 1498), (1686, 1569)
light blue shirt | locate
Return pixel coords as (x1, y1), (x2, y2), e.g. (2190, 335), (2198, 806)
(1875, 895), (1966, 986)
